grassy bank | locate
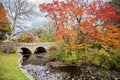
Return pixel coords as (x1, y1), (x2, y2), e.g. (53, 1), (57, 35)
(0, 53), (29, 80)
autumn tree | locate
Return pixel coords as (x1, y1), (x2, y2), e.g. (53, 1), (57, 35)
(17, 33), (33, 42)
(40, 0), (120, 52)
(16, 29), (40, 42)
(0, 2), (10, 42)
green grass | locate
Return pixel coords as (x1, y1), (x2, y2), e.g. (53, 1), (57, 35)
(0, 53), (29, 80)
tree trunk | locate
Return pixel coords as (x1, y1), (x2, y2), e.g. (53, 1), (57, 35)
(6, 24), (15, 53)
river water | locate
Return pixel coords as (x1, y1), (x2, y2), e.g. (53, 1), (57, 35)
(22, 53), (69, 80)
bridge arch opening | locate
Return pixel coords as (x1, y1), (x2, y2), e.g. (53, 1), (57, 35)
(19, 47), (31, 61)
(34, 47), (47, 54)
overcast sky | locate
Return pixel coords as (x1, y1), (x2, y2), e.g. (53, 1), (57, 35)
(24, 0), (54, 29)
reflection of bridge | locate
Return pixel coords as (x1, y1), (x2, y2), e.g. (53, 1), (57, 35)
(0, 42), (54, 53)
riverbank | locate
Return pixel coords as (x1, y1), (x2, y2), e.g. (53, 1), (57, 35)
(22, 59), (120, 80)
(0, 53), (29, 80)
(49, 61), (120, 80)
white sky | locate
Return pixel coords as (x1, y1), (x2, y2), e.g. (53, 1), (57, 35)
(24, 0), (62, 30)
(28, 0), (52, 4)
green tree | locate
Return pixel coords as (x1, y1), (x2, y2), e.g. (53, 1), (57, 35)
(33, 28), (54, 42)
(109, 0), (120, 7)
(109, 0), (120, 27)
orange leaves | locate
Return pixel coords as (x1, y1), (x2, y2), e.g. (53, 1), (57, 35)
(20, 33), (33, 42)
(0, 3), (8, 22)
(100, 24), (120, 47)
(74, 7), (83, 16)
(0, 3), (9, 31)
(0, 22), (8, 30)
(54, 27), (75, 38)
(79, 20), (89, 27)
(40, 0), (120, 48)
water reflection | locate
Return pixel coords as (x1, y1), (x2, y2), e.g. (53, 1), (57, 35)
(22, 53), (50, 65)
(17, 47), (31, 61)
(17, 47), (50, 65)
(34, 47), (47, 54)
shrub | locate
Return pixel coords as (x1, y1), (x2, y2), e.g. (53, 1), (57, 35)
(86, 48), (120, 72)
(62, 51), (78, 64)
(1, 46), (16, 53)
(87, 49), (110, 67)
(48, 46), (57, 51)
(106, 48), (120, 71)
(50, 43), (120, 72)
(48, 46), (58, 54)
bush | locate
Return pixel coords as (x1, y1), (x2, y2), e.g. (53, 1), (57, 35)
(50, 45), (81, 65)
(50, 43), (120, 72)
(1, 46), (16, 53)
(106, 48), (120, 71)
(50, 45), (65, 61)
(82, 48), (120, 72)
(86, 49), (110, 67)
(48, 46), (57, 51)
(48, 46), (58, 54)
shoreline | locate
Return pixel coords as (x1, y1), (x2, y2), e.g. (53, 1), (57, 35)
(17, 53), (34, 80)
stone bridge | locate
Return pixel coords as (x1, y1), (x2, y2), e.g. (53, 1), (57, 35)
(0, 42), (55, 66)
(0, 42), (54, 53)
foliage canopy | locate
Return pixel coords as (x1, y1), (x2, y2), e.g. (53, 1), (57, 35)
(0, 2), (10, 41)
(40, 0), (120, 50)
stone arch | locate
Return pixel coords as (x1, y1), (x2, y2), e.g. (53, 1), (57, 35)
(20, 47), (32, 61)
(34, 47), (47, 54)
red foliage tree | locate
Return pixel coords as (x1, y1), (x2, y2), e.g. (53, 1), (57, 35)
(40, 0), (120, 50)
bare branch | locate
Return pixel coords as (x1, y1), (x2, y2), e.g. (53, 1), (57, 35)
(4, 0), (34, 41)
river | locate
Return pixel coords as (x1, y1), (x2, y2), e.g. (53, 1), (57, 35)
(19, 51), (120, 80)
